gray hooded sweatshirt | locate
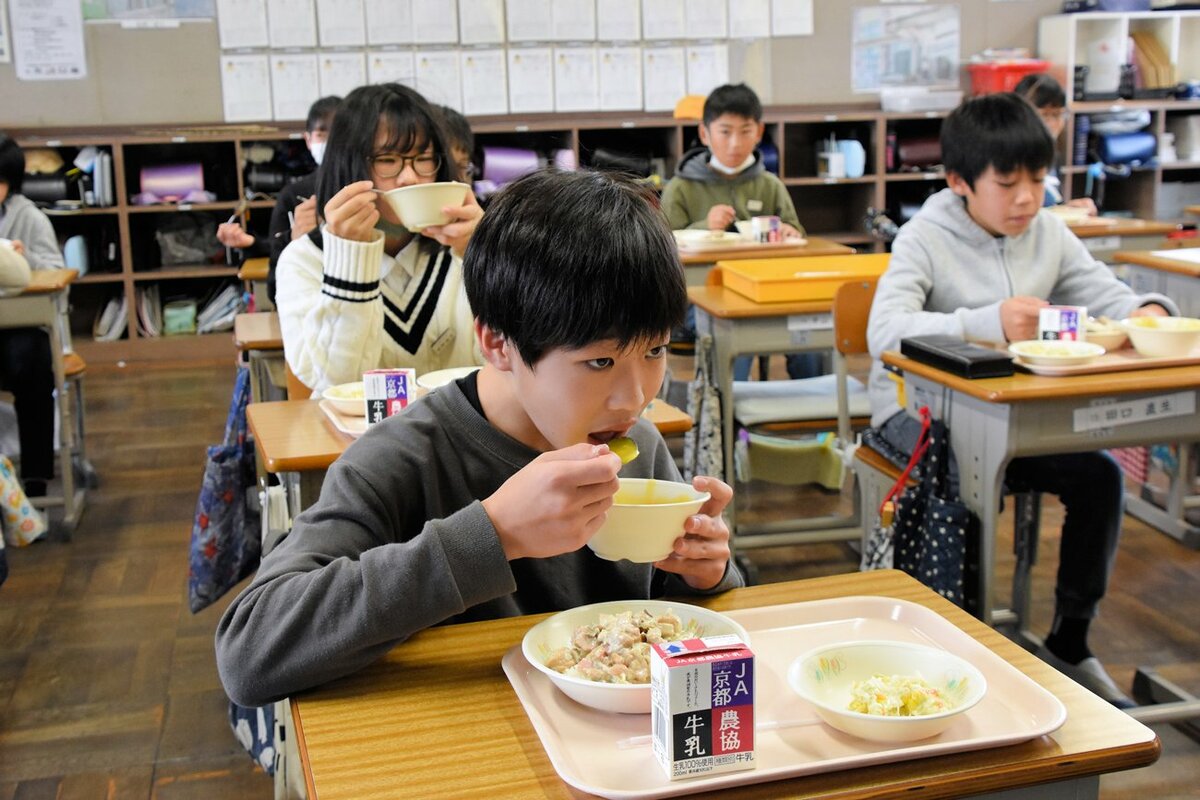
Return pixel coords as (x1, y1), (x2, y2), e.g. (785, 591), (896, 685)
(660, 147), (801, 232)
(867, 188), (1177, 427)
(0, 193), (64, 271)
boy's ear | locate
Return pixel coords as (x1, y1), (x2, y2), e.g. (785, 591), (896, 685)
(946, 171), (970, 197)
(698, 123), (710, 147)
(754, 121), (765, 143)
(475, 320), (514, 372)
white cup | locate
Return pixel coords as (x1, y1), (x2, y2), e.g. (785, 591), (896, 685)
(818, 151), (846, 179)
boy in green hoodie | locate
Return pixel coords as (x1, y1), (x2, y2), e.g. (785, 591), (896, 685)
(661, 84), (803, 239)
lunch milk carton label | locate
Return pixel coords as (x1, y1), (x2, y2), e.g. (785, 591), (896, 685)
(750, 215), (781, 243)
(1038, 305), (1086, 341)
(651, 634), (755, 780)
(364, 368), (417, 424)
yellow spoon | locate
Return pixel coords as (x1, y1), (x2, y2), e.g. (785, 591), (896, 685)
(608, 437), (639, 464)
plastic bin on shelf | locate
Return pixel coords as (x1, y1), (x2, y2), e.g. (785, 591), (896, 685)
(967, 59), (1051, 95)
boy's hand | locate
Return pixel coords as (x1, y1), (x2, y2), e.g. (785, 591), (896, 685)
(706, 204), (735, 232)
(421, 189), (483, 258)
(484, 443), (622, 561)
(1000, 295), (1049, 342)
(217, 222), (255, 249)
(325, 181), (380, 243)
(1130, 303), (1169, 318)
(653, 476), (733, 591)
(10, 239), (25, 256)
(291, 196), (318, 240)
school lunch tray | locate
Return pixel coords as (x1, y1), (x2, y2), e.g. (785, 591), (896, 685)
(1013, 344), (1200, 376)
(318, 398), (367, 438)
(501, 595), (1067, 800)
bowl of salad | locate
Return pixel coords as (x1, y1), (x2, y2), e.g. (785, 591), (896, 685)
(787, 640), (987, 742)
(522, 600), (749, 714)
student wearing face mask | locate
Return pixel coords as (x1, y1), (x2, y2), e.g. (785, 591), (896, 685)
(215, 96), (343, 305)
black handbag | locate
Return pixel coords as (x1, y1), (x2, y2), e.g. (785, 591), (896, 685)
(891, 407), (980, 613)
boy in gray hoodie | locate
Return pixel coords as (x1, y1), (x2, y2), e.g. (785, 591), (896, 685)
(867, 93), (1176, 709)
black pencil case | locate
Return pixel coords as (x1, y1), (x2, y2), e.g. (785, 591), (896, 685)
(900, 335), (1015, 379)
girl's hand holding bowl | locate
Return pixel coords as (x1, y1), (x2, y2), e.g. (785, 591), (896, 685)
(420, 187), (483, 257)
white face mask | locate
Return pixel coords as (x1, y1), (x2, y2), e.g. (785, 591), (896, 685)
(309, 141), (327, 166)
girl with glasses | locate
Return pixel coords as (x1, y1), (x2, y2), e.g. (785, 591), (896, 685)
(276, 84), (484, 393)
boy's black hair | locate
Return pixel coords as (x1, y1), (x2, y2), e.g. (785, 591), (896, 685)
(306, 96), (342, 134)
(464, 169), (686, 367)
(702, 84), (763, 126)
(0, 133), (25, 195)
(941, 92), (1054, 189)
(315, 83), (455, 215)
(1013, 73), (1066, 110)
(438, 105), (475, 156)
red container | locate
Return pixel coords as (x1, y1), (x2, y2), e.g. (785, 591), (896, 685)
(967, 60), (1051, 95)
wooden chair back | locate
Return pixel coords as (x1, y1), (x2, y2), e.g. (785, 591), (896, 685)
(833, 278), (878, 357)
(284, 361), (312, 400)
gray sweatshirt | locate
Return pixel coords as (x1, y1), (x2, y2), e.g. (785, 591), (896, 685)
(215, 380), (743, 707)
(0, 193), (64, 270)
(867, 188), (1177, 427)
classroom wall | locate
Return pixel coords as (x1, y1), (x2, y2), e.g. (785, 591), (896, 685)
(1, 1), (1065, 129)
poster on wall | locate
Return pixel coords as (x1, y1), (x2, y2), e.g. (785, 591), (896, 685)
(0, 0), (10, 64)
(852, 4), (960, 93)
(12, 0), (87, 80)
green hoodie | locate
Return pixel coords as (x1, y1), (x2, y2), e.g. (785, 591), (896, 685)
(660, 147), (802, 234)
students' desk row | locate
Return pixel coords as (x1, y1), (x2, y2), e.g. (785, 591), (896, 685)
(1066, 218), (1179, 263)
(246, 397), (694, 515)
(289, 570), (1159, 800)
(1113, 248), (1200, 549)
(0, 268), (85, 529)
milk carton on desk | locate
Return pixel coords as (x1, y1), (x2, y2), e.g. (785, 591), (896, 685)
(1039, 305), (1086, 341)
(651, 635), (755, 780)
(364, 368), (417, 424)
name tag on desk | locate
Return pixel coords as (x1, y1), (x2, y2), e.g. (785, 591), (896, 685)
(1073, 391), (1196, 433)
(787, 312), (832, 346)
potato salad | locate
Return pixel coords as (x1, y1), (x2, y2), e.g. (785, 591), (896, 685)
(847, 673), (954, 717)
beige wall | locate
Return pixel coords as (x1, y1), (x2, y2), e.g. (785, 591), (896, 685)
(1, 1), (1065, 129)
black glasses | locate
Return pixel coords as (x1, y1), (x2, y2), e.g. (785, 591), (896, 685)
(370, 153), (442, 179)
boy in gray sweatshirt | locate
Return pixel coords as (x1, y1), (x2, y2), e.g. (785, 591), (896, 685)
(867, 93), (1176, 708)
(216, 170), (743, 708)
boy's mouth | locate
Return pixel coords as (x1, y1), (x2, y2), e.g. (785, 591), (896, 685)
(588, 426), (634, 446)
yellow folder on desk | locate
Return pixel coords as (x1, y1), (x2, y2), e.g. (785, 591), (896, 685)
(718, 253), (890, 303)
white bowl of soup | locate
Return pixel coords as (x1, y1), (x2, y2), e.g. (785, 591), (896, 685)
(788, 640), (987, 743)
(522, 600), (750, 714)
(376, 181), (470, 232)
(1120, 316), (1200, 358)
(586, 478), (709, 563)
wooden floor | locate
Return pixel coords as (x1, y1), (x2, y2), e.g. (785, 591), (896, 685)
(1, 359), (1198, 799)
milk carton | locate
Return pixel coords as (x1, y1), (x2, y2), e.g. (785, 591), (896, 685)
(1038, 305), (1086, 341)
(363, 368), (417, 424)
(650, 635), (755, 780)
(750, 215), (781, 243)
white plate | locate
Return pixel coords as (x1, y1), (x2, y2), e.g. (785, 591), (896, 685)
(416, 365), (480, 390)
(671, 229), (743, 246)
(1008, 339), (1105, 366)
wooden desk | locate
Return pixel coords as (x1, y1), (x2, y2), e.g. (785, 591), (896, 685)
(291, 570), (1159, 800)
(678, 237), (855, 286)
(1186, 205), (1200, 216)
(0, 268), (85, 529)
(237, 256), (271, 311)
(1115, 248), (1200, 318)
(689, 258), (890, 537)
(247, 398), (694, 513)
(234, 311), (284, 405)
(883, 352), (1200, 622)
(1066, 218), (1178, 263)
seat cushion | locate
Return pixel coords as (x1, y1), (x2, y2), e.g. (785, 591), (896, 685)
(732, 374), (870, 427)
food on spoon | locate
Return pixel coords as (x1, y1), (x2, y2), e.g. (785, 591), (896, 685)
(608, 436), (639, 464)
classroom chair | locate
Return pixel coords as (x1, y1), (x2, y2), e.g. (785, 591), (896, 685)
(63, 352), (98, 490)
(728, 277), (876, 548)
(284, 361), (312, 400)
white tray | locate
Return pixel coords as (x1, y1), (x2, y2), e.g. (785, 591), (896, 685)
(318, 398), (367, 437)
(502, 595), (1067, 800)
(1013, 344), (1200, 376)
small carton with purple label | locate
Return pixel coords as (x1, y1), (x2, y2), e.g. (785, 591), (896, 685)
(1038, 305), (1086, 341)
(364, 368), (417, 424)
(650, 635), (755, 780)
(750, 215), (781, 243)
